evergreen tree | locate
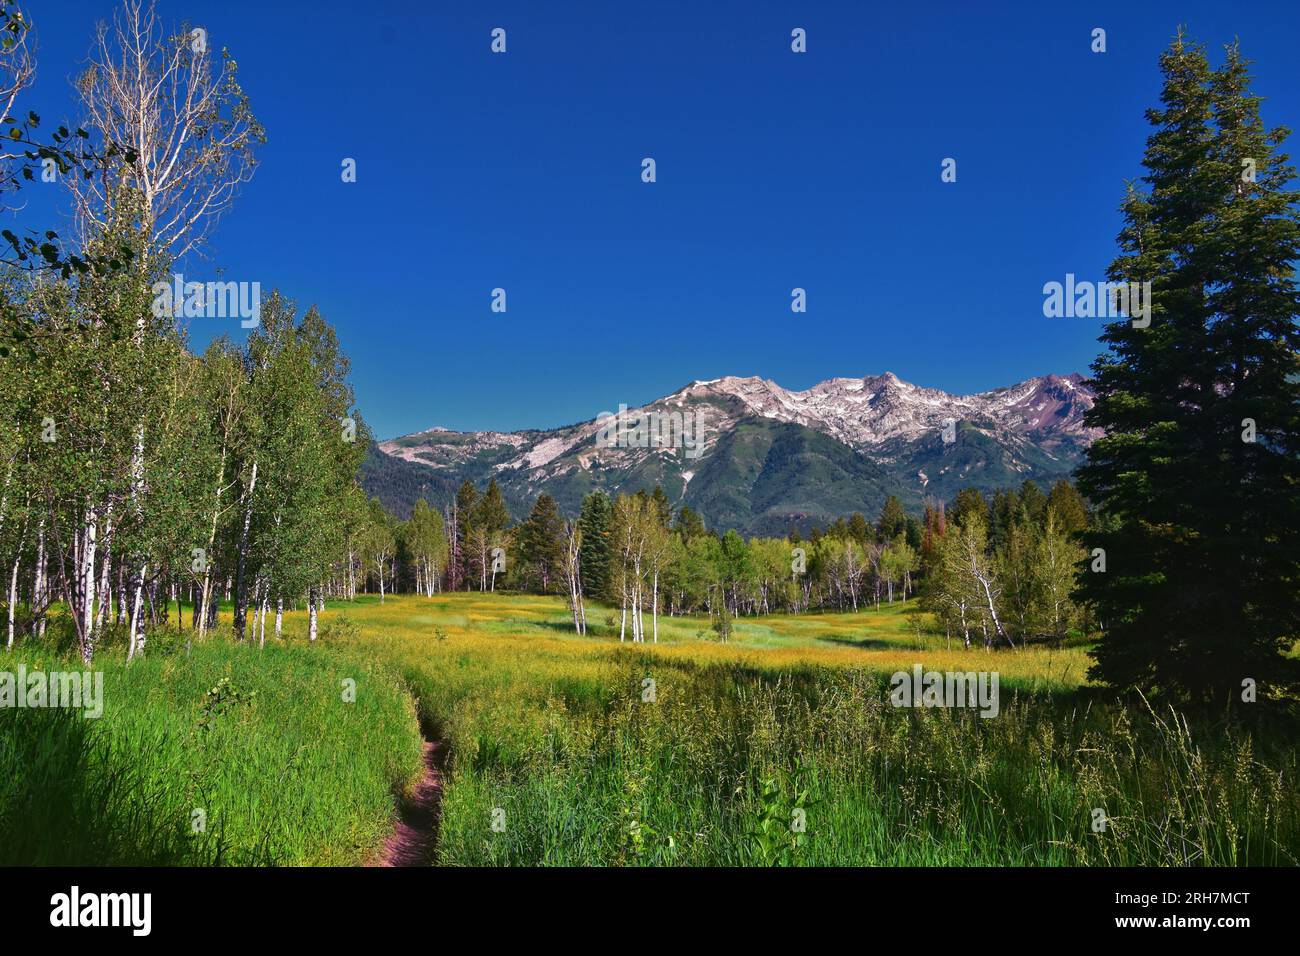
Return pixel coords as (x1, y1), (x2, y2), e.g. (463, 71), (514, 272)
(519, 493), (565, 592)
(454, 480), (479, 590)
(876, 496), (907, 541)
(577, 491), (612, 602)
(949, 488), (989, 530)
(1046, 480), (1088, 535)
(989, 489), (1019, 552)
(649, 485), (673, 529)
(477, 479), (511, 534)
(1017, 481), (1047, 526)
(1078, 34), (1300, 707)
(472, 478), (511, 591)
(847, 511), (870, 545)
(674, 505), (706, 543)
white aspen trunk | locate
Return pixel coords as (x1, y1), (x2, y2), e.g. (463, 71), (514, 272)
(197, 415), (234, 640)
(80, 505), (98, 664)
(652, 570), (659, 644)
(308, 587), (318, 642)
(127, 564), (148, 661)
(275, 598), (283, 640)
(632, 541), (645, 641)
(232, 459), (257, 642)
(197, 569), (213, 638)
(32, 518), (46, 639)
(0, 462), (12, 541)
(977, 574), (1009, 647)
(126, 418), (147, 648)
(636, 584), (644, 643)
(95, 508), (113, 632)
(630, 582), (638, 643)
(96, 544), (111, 631)
(7, 550), (20, 649)
(571, 576), (582, 633)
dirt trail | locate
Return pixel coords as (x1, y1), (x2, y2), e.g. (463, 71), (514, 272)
(374, 738), (445, 867)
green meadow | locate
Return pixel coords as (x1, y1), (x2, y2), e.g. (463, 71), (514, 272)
(1, 593), (1295, 866)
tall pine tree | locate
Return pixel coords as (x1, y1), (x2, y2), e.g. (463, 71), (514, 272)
(577, 491), (613, 602)
(1078, 34), (1300, 708)
(518, 493), (565, 592)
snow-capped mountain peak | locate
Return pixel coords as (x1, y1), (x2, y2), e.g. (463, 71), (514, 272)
(370, 370), (1098, 532)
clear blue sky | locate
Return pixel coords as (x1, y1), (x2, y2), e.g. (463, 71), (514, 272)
(20, 0), (1300, 438)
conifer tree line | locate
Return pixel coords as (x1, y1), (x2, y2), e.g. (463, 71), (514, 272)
(376, 477), (1097, 650)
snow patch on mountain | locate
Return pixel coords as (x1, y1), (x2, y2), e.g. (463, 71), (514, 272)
(379, 371), (1098, 479)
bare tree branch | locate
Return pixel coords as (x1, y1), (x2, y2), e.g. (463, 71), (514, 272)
(69, 0), (264, 263)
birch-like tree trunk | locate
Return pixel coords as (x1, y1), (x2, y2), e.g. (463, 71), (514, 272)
(307, 586), (318, 642)
(7, 548), (21, 649)
(232, 459), (258, 641)
(94, 509), (113, 632)
(127, 564), (147, 661)
(79, 504), (98, 664)
(651, 569), (659, 644)
(32, 518), (46, 639)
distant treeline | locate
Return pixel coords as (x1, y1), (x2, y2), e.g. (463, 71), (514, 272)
(355, 476), (1093, 648)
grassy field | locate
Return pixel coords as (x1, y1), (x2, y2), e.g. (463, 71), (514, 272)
(1, 592), (1296, 866)
(0, 626), (423, 865)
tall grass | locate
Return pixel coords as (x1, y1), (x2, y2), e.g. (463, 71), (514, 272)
(0, 629), (423, 865)
(348, 595), (1299, 867)
(2, 593), (1294, 866)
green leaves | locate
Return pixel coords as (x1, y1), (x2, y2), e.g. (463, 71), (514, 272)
(751, 759), (816, 866)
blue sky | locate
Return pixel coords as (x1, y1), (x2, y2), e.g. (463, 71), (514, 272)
(19, 0), (1300, 438)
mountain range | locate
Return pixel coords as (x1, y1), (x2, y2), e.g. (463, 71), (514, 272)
(362, 372), (1099, 534)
